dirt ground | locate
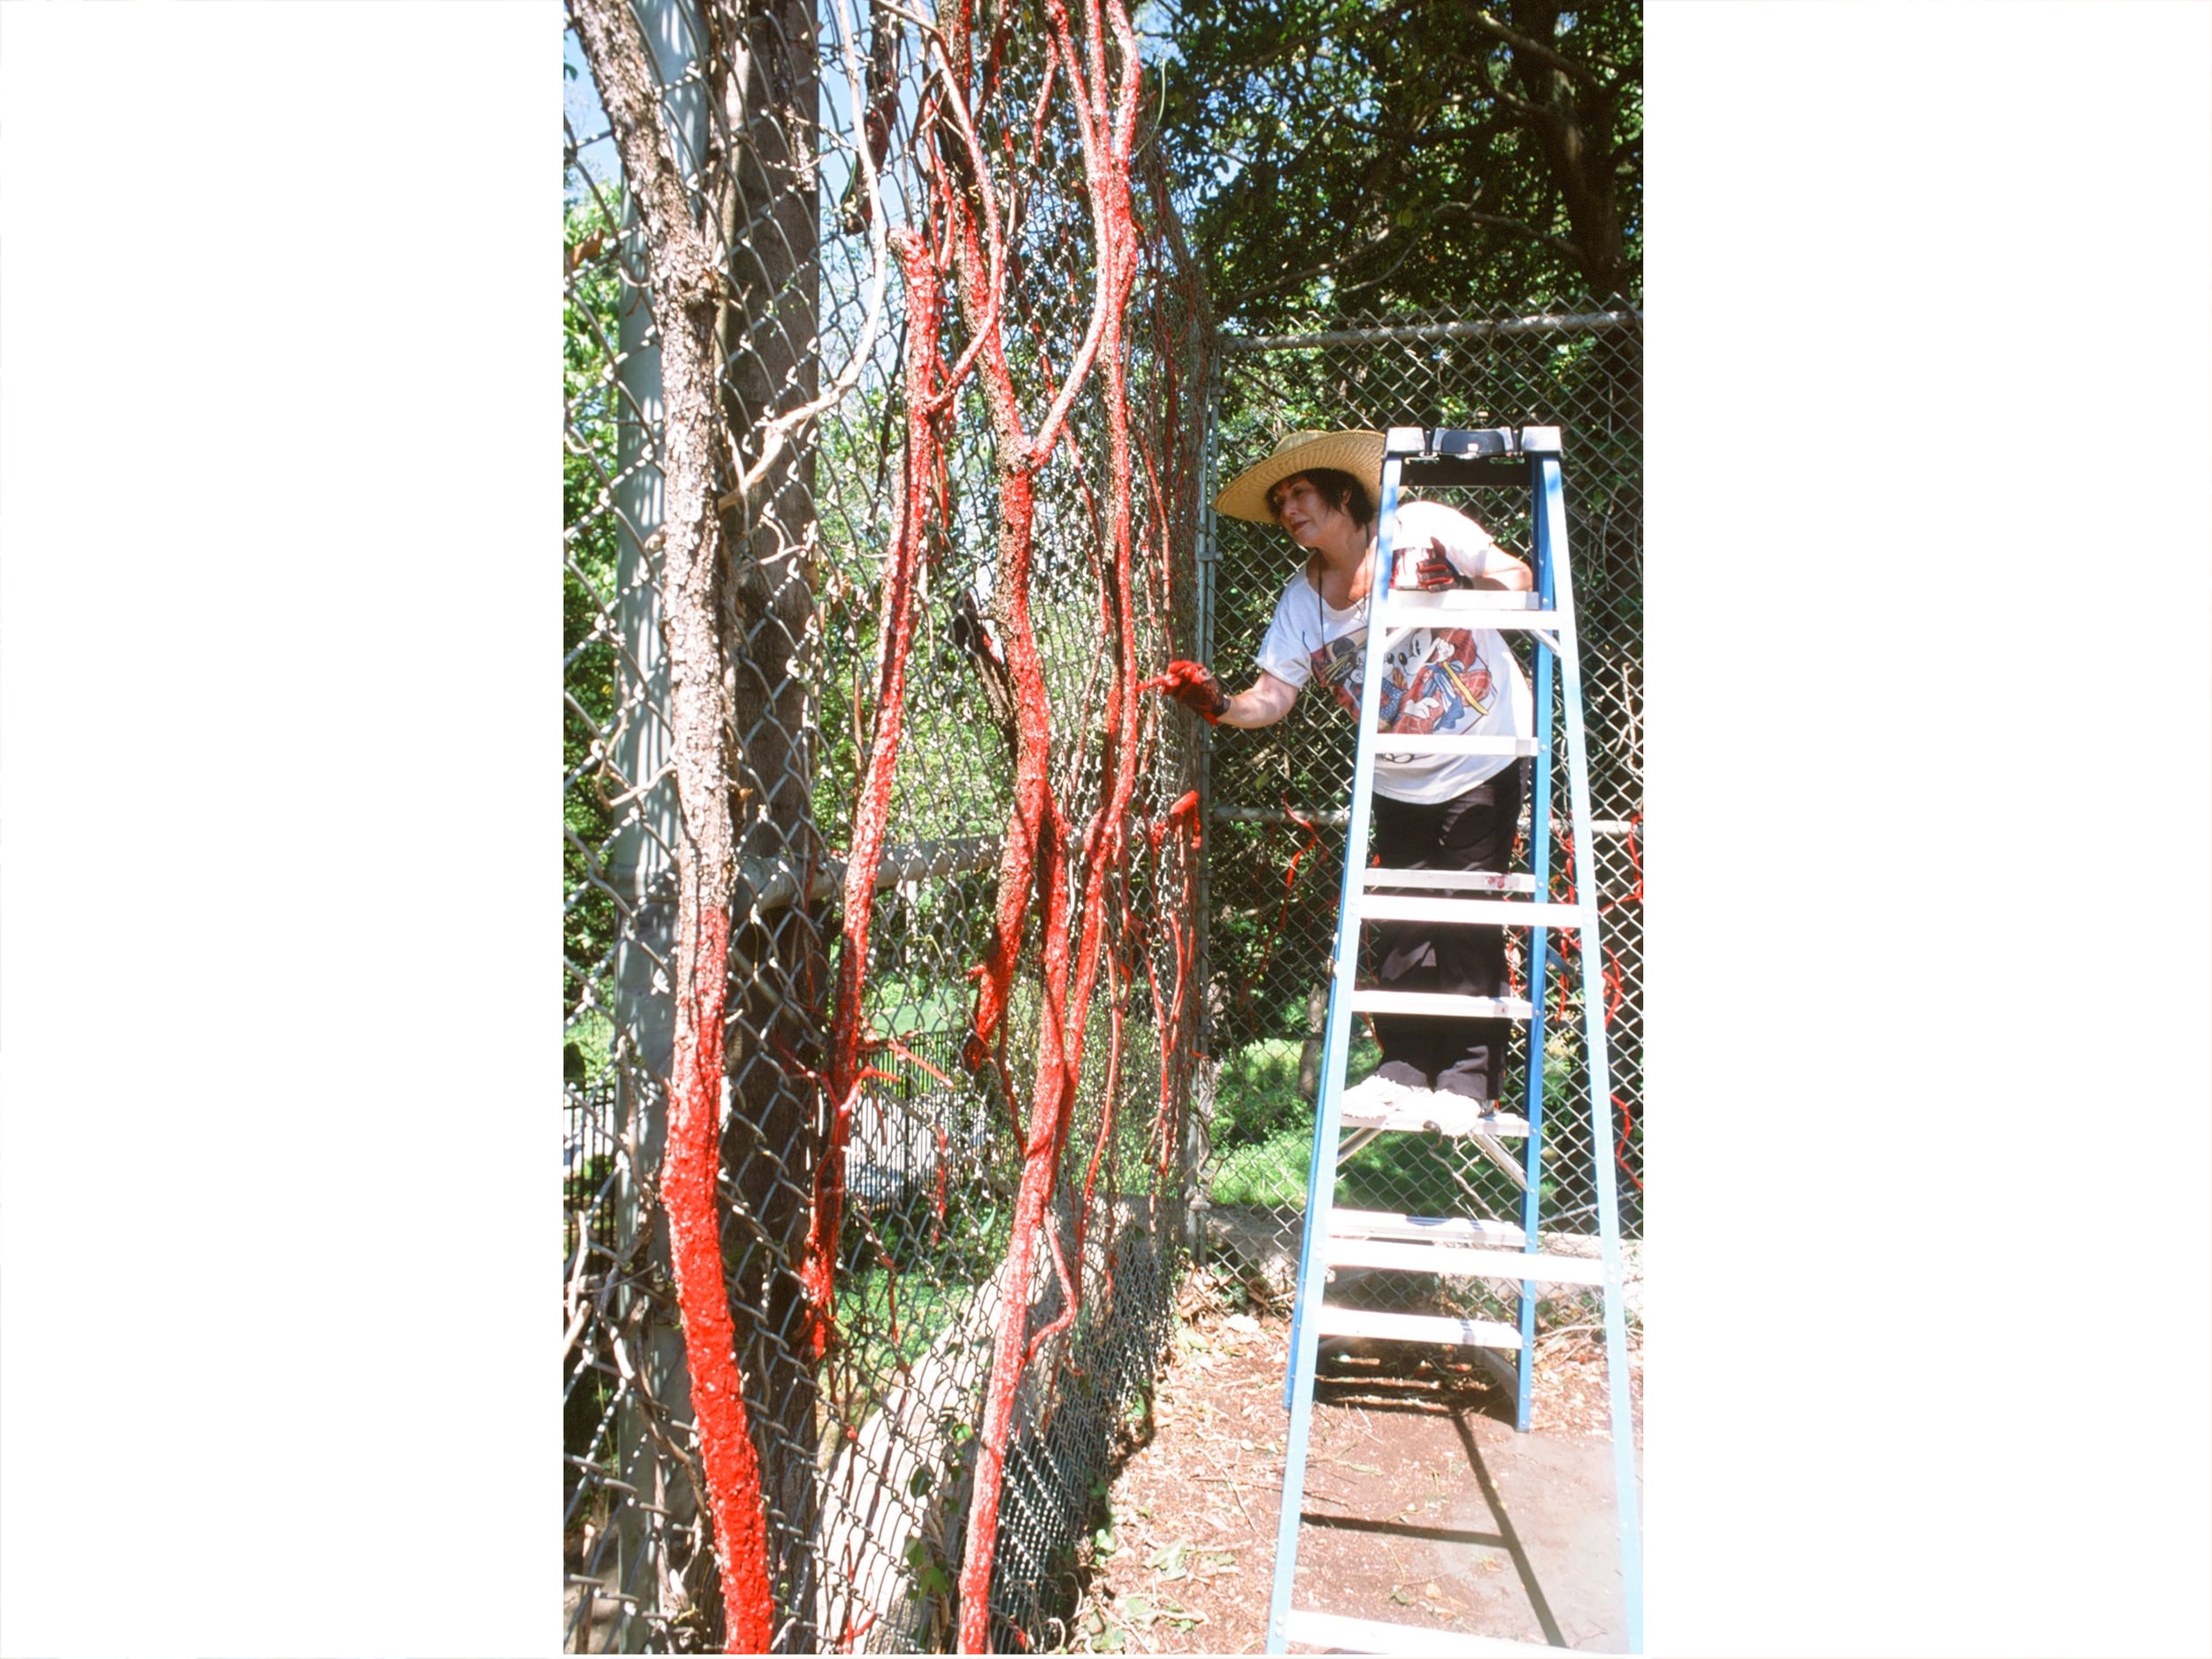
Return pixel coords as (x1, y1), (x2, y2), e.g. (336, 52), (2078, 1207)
(1055, 1278), (1642, 1655)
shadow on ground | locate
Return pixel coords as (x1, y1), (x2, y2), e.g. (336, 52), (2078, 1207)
(1057, 1286), (1640, 1654)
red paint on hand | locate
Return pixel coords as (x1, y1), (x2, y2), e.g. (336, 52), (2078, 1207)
(1412, 537), (1456, 590)
(1138, 658), (1226, 722)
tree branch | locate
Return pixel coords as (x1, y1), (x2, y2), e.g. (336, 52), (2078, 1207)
(1466, 6), (1586, 81)
(1433, 201), (1583, 268)
(1217, 243), (1366, 312)
(1338, 232), (1423, 296)
(1472, 44), (1557, 126)
(1463, 4), (1627, 83)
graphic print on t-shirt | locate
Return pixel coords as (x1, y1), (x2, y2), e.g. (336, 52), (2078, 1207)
(1309, 634), (1363, 704)
(1310, 627), (1495, 732)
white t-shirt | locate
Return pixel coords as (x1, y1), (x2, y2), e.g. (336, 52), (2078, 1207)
(1255, 499), (1533, 804)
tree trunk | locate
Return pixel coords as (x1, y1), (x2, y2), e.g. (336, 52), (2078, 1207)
(574, 0), (824, 1647)
(708, 1), (826, 1648)
(1296, 980), (1329, 1102)
(1507, 0), (1631, 300)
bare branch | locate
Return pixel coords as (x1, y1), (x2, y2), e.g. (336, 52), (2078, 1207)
(1217, 245), (1365, 312)
(717, 0), (893, 513)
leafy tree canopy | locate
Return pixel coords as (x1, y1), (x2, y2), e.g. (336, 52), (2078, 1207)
(1150, 0), (1641, 326)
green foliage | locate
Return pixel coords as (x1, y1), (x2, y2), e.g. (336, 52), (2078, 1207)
(1205, 1028), (1577, 1211)
(1209, 1031), (1379, 1148)
(1209, 1114), (1543, 1217)
(566, 1009), (617, 1082)
(864, 972), (979, 1040)
(1152, 0), (1642, 326)
(564, 191), (625, 995)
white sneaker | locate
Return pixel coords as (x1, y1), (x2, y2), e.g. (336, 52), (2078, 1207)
(1339, 1069), (1423, 1113)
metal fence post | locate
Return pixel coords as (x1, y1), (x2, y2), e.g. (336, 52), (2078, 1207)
(1187, 369), (1222, 1260)
(605, 3), (704, 1645)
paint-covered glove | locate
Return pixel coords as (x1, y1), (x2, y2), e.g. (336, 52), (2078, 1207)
(1412, 537), (1460, 591)
(1140, 659), (1229, 724)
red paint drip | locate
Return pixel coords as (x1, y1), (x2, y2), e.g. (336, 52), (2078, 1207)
(1249, 796), (1321, 988)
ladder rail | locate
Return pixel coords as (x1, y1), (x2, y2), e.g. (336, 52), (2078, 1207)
(1533, 442), (1644, 1652)
(1517, 463), (1556, 1435)
(1265, 443), (1411, 1650)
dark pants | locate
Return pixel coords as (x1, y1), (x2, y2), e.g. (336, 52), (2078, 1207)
(1366, 762), (1525, 1098)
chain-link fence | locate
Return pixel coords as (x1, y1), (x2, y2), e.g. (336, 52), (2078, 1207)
(1192, 305), (1643, 1321)
(565, 2), (1207, 1649)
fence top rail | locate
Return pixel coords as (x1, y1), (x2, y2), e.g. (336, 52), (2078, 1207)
(1210, 805), (1641, 835)
(1217, 309), (1641, 353)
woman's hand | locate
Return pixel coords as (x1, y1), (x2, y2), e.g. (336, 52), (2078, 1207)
(1139, 659), (1229, 723)
(1412, 537), (1460, 590)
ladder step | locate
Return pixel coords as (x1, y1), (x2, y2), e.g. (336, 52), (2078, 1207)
(1354, 872), (1531, 898)
(1314, 1304), (1523, 1351)
(1363, 867), (1536, 894)
(1353, 895), (1583, 928)
(1367, 734), (1542, 758)
(1286, 1609), (1571, 1655)
(1345, 990), (1532, 1020)
(1338, 1091), (1530, 1139)
(1377, 588), (1548, 613)
(1326, 1238), (1609, 1286)
(1374, 604), (1564, 640)
(1329, 1209), (1526, 1248)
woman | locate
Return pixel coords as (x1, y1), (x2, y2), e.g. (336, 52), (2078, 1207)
(1149, 429), (1534, 1104)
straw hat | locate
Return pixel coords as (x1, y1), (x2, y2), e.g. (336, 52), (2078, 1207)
(1213, 428), (1386, 525)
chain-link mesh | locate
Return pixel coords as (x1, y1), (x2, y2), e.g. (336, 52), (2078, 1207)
(1194, 305), (1643, 1324)
(565, 3), (1207, 1649)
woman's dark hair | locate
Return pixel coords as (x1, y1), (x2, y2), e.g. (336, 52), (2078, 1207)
(1269, 466), (1375, 529)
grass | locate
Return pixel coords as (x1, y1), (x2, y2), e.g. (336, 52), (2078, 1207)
(825, 1197), (1015, 1424)
(1207, 1120), (1538, 1216)
(1210, 1033), (1381, 1148)
(1206, 1029), (1581, 1217)
(868, 974), (975, 1039)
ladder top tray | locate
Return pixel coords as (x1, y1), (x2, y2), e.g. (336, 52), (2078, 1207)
(1384, 425), (1563, 458)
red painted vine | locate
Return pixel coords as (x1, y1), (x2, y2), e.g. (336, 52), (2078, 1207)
(661, 905), (777, 1653)
(806, 227), (946, 1363)
(751, 0), (1195, 1645)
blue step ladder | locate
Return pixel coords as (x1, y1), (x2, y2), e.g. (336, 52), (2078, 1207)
(1263, 426), (1642, 1655)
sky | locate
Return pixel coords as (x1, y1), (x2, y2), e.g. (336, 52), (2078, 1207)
(564, 27), (618, 193)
